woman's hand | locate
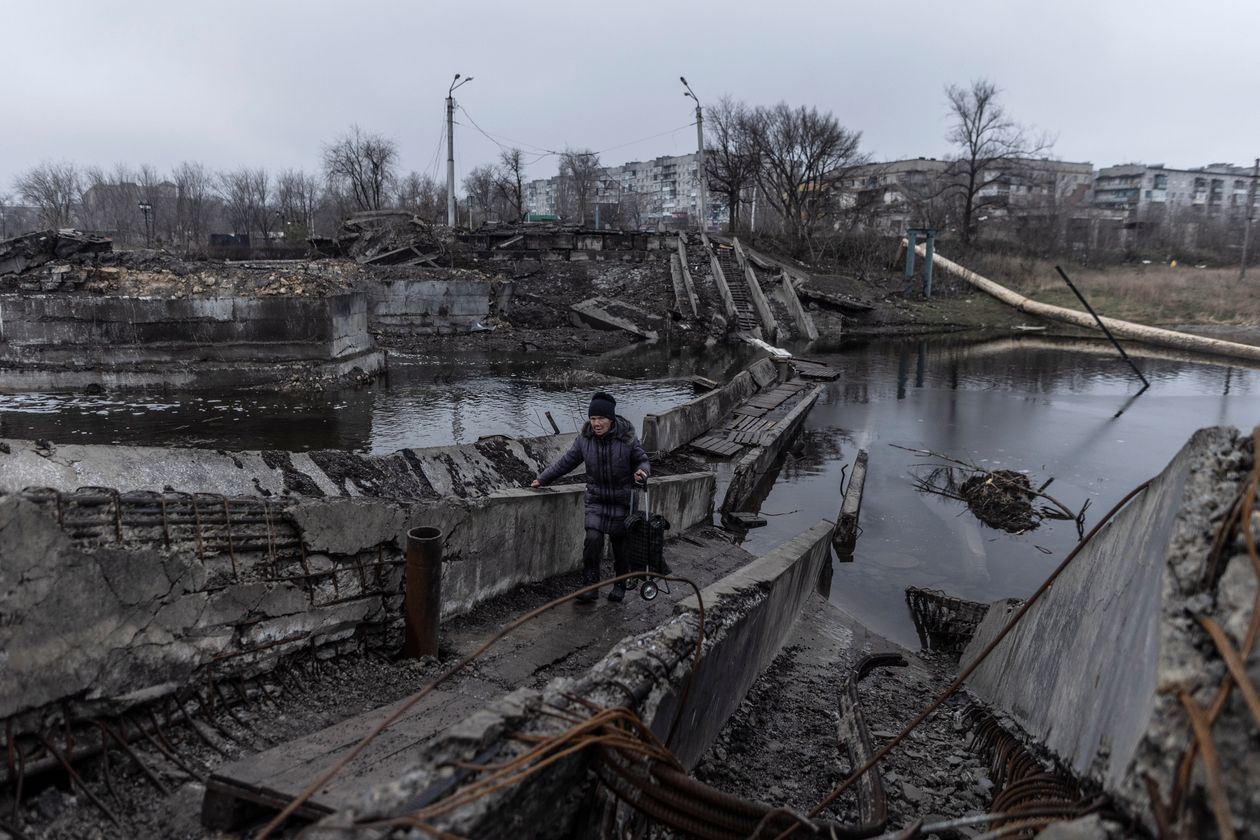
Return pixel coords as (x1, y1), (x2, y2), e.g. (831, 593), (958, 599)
(634, 470), (647, 482)
(530, 479), (541, 488)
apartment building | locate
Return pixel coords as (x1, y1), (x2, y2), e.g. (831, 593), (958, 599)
(1094, 163), (1259, 218)
(523, 152), (726, 229)
(838, 157), (1094, 233)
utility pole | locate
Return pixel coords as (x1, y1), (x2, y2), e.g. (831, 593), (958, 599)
(1242, 157), (1259, 280)
(447, 73), (473, 227)
(681, 77), (708, 232)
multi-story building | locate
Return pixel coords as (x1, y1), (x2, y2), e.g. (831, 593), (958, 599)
(837, 157), (1095, 234)
(523, 152), (726, 229)
(1093, 162), (1258, 218)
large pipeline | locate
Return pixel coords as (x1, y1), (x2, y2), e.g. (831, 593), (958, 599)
(906, 240), (1260, 364)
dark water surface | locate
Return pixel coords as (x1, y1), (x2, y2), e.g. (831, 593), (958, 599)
(737, 335), (1260, 647)
(0, 342), (755, 452)
(3, 333), (1256, 646)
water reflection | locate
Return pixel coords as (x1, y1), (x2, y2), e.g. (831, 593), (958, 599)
(0, 343), (723, 453)
(738, 334), (1260, 647)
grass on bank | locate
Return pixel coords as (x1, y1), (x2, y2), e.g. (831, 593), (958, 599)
(958, 255), (1258, 326)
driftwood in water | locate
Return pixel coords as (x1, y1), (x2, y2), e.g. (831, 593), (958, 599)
(895, 444), (1088, 536)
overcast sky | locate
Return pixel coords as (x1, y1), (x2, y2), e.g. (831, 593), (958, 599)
(4, 0), (1259, 199)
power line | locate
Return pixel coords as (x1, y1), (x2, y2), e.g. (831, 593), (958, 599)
(456, 103), (696, 166)
(425, 119), (446, 182)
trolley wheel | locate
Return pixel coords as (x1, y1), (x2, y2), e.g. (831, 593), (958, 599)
(640, 580), (659, 601)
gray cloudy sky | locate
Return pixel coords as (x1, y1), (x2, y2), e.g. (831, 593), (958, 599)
(5, 0), (1258, 197)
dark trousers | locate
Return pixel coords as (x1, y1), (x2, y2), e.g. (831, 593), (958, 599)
(583, 528), (628, 583)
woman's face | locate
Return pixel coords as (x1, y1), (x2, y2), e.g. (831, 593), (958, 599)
(590, 416), (612, 436)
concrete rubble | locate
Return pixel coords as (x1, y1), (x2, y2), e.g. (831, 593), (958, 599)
(0, 229), (112, 276)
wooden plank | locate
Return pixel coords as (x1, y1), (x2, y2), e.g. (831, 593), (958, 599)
(691, 437), (735, 456)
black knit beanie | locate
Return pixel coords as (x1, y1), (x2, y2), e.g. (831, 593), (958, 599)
(588, 391), (616, 420)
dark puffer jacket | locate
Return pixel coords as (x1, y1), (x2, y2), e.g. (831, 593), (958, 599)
(537, 415), (650, 535)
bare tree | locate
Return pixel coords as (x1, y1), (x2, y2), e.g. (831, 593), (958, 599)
(943, 79), (1054, 246)
(244, 169), (272, 242)
(493, 148), (527, 222)
(745, 103), (867, 259)
(218, 168), (259, 239)
(558, 148), (600, 226)
(14, 161), (81, 229)
(323, 125), (398, 211)
(137, 164), (174, 246)
(394, 171), (446, 223)
(81, 164), (143, 244)
(705, 96), (759, 232)
(276, 168), (319, 237)
(462, 165), (499, 226)
(172, 161), (214, 250)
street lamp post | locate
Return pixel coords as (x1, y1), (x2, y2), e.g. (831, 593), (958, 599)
(447, 73), (474, 227)
(137, 201), (153, 248)
(681, 76), (707, 232)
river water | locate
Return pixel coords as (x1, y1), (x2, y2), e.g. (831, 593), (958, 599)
(2, 333), (1256, 646)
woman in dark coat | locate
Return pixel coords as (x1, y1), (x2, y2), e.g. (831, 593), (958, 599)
(531, 391), (649, 603)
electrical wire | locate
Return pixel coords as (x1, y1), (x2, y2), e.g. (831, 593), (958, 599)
(457, 102), (695, 164)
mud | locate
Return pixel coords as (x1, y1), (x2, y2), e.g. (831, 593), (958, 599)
(692, 644), (999, 835)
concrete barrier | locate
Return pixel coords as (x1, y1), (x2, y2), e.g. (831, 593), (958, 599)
(314, 519), (836, 838)
(659, 519), (835, 767)
(962, 426), (1257, 832)
(365, 277), (506, 335)
(0, 433), (714, 732)
(641, 357), (779, 453)
(774, 269), (819, 341)
(0, 292), (383, 387)
(733, 238), (777, 338)
(721, 384), (823, 512)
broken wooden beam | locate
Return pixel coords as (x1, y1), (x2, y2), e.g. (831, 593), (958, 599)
(834, 449), (868, 557)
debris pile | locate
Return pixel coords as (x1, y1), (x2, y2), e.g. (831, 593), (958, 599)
(311, 211), (459, 266)
(0, 257), (359, 298)
(900, 445), (1086, 535)
(0, 230), (111, 276)
(958, 469), (1038, 532)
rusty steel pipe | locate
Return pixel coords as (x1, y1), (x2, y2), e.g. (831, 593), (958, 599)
(403, 526), (443, 659)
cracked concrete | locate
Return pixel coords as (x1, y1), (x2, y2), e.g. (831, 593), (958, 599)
(963, 426), (1259, 835)
(1, 445), (716, 744)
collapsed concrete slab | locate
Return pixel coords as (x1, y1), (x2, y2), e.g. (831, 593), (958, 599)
(963, 426), (1259, 834)
(568, 296), (661, 341)
(720, 383), (823, 513)
(308, 519), (837, 838)
(640, 357), (779, 453)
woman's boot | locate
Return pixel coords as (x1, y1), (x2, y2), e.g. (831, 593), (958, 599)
(576, 559), (600, 603)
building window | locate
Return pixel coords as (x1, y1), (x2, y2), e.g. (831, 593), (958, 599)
(1154, 174), (1167, 189)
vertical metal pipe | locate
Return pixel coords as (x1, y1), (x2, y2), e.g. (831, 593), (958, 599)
(404, 526), (443, 658)
(923, 232), (936, 298)
(903, 230), (918, 295)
